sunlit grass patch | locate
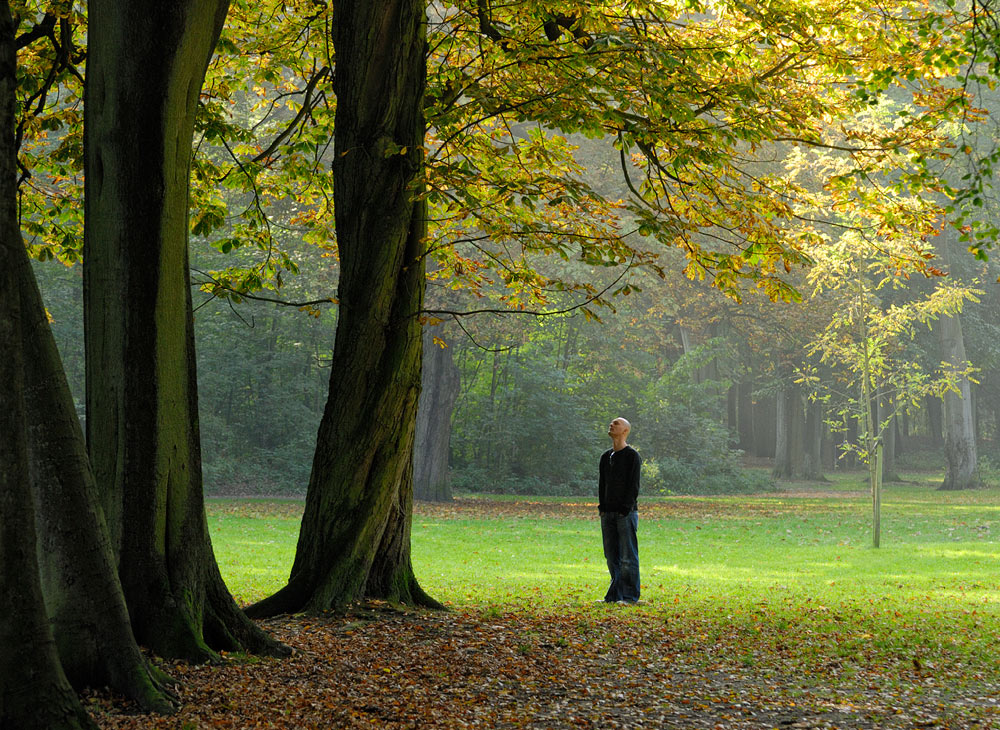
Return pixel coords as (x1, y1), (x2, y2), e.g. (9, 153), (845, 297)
(207, 481), (1000, 681)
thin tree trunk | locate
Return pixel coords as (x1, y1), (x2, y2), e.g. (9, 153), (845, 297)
(802, 399), (827, 481)
(83, 0), (286, 660)
(926, 396), (944, 448)
(726, 384), (738, 445)
(772, 384), (804, 479)
(248, 0), (436, 615)
(754, 394), (776, 458)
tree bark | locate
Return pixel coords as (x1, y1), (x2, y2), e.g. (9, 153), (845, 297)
(772, 383), (804, 479)
(414, 326), (459, 502)
(0, 5), (95, 725)
(753, 394), (776, 458)
(248, 0), (437, 615)
(938, 313), (978, 490)
(878, 395), (900, 483)
(0, 280), (96, 730)
(13, 227), (177, 713)
(802, 399), (827, 481)
(83, 0), (286, 660)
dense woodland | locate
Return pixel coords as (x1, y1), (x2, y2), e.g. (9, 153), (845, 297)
(4, 0), (1000, 726)
(39, 228), (1000, 501)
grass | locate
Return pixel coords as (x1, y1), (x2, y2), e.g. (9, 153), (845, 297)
(207, 471), (1000, 679)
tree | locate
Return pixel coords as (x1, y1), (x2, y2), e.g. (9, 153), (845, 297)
(938, 310), (979, 489)
(0, 7), (95, 726)
(802, 232), (979, 546)
(247, 0), (435, 614)
(83, 0), (285, 660)
(414, 325), (460, 502)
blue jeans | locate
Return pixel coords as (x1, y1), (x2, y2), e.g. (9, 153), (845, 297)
(600, 510), (640, 602)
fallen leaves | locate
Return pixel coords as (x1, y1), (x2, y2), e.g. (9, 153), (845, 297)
(91, 603), (1000, 729)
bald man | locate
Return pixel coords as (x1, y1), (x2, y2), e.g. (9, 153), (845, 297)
(598, 417), (641, 604)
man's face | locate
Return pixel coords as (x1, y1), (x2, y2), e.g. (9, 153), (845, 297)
(608, 418), (628, 439)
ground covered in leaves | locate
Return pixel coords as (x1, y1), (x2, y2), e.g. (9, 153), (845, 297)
(92, 603), (998, 729)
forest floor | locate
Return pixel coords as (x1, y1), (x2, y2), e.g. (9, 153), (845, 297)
(93, 487), (1000, 729)
(91, 602), (998, 729)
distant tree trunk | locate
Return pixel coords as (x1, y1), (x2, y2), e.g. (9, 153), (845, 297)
(772, 383), (804, 479)
(726, 384), (738, 444)
(248, 0), (437, 615)
(896, 414), (906, 458)
(83, 0), (285, 660)
(878, 396), (900, 482)
(414, 326), (459, 502)
(753, 394), (776, 458)
(737, 380), (754, 453)
(773, 388), (789, 476)
(842, 417), (859, 469)
(802, 399), (826, 481)
(938, 313), (978, 490)
(0, 9), (95, 724)
(925, 396), (944, 448)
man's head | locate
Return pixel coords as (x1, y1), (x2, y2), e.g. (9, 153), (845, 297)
(608, 417), (631, 441)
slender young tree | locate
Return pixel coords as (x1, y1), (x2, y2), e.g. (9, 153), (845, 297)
(83, 0), (286, 659)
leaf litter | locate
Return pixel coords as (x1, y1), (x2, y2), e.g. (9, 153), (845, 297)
(91, 601), (999, 729)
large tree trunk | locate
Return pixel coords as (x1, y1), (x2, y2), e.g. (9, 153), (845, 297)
(925, 395), (944, 448)
(0, 280), (95, 730)
(14, 231), (176, 713)
(83, 0), (285, 660)
(414, 326), (460, 502)
(938, 313), (978, 490)
(248, 0), (436, 616)
(0, 6), (94, 725)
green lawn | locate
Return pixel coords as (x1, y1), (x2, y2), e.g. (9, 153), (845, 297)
(207, 472), (1000, 676)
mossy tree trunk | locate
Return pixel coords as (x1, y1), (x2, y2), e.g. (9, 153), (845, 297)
(14, 220), (177, 713)
(0, 5), (95, 726)
(0, 281), (96, 730)
(938, 312), (978, 490)
(248, 0), (437, 616)
(83, 0), (285, 661)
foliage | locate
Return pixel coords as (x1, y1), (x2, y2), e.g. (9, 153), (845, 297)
(448, 300), (763, 496)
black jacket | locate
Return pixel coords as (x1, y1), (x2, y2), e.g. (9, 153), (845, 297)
(598, 446), (641, 514)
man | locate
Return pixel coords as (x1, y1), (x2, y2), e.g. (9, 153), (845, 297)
(598, 416), (641, 604)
